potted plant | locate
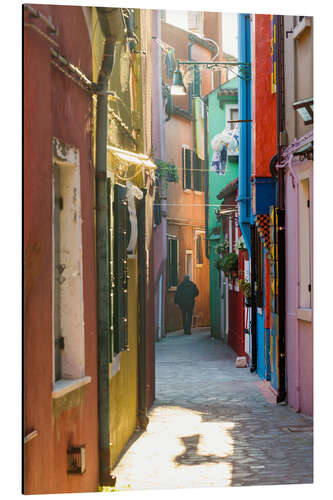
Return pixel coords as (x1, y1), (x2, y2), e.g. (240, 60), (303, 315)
(215, 238), (229, 256)
(239, 279), (252, 307)
(234, 235), (246, 252)
(215, 253), (229, 272)
(215, 252), (238, 277)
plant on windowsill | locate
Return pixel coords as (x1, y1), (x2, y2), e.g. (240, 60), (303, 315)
(154, 159), (179, 184)
(215, 252), (238, 277)
(239, 279), (252, 307)
(215, 238), (229, 256)
(234, 235), (246, 252)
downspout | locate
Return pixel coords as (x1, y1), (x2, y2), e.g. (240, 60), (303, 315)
(250, 224), (257, 372)
(188, 38), (194, 115)
(237, 14), (252, 254)
(203, 97), (209, 259)
(95, 9), (116, 487)
(276, 15), (286, 403)
(137, 191), (148, 428)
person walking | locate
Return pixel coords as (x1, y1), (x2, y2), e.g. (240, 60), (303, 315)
(174, 275), (199, 335)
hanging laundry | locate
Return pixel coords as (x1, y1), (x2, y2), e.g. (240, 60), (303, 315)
(165, 48), (176, 78)
(211, 146), (227, 175)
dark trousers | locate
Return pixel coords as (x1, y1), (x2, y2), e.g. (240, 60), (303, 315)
(181, 307), (193, 334)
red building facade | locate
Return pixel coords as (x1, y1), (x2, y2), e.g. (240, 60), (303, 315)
(24, 5), (99, 493)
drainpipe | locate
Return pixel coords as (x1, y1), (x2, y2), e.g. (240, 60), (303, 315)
(137, 191), (148, 428)
(237, 14), (252, 254)
(250, 224), (257, 372)
(203, 97), (209, 259)
(95, 9), (116, 487)
(275, 15), (286, 403)
(188, 37), (194, 115)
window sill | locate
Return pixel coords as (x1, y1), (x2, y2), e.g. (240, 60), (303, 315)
(297, 308), (312, 322)
(52, 376), (92, 399)
(293, 17), (311, 40)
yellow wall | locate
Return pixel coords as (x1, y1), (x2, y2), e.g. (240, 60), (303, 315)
(109, 258), (138, 467)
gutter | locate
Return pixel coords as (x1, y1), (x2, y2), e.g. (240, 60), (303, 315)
(275, 15), (286, 403)
(237, 14), (252, 255)
(95, 7), (118, 487)
(203, 97), (209, 259)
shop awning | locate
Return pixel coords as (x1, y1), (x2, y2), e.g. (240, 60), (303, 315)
(107, 145), (156, 187)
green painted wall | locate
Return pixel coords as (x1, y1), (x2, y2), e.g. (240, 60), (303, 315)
(207, 78), (238, 339)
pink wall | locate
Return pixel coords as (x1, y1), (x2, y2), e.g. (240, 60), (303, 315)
(285, 173), (298, 410)
(284, 162), (313, 416)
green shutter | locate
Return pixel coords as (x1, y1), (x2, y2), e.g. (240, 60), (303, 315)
(192, 66), (201, 97)
(171, 239), (178, 286)
(168, 237), (178, 287)
(185, 148), (192, 189)
(193, 152), (203, 191)
(113, 184), (129, 354)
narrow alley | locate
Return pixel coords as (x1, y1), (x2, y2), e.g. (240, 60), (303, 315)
(112, 329), (313, 490)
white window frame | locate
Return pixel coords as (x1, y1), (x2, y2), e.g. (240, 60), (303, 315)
(297, 166), (312, 314)
(52, 138), (90, 398)
(194, 230), (205, 268)
(225, 104), (239, 158)
(185, 250), (193, 280)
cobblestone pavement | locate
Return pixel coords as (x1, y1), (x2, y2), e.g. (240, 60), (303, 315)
(112, 328), (313, 491)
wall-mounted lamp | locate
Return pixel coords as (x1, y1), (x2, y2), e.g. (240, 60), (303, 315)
(170, 60), (251, 96)
(293, 97), (313, 125)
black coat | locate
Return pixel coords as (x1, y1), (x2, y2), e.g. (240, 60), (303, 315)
(175, 279), (199, 310)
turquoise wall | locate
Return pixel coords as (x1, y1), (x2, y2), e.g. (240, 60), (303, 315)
(207, 78), (238, 339)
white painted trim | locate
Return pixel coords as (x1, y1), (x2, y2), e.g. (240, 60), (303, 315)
(52, 376), (92, 399)
(297, 308), (312, 322)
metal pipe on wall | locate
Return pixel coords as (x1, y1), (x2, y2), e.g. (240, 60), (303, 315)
(250, 224), (257, 372)
(276, 15), (286, 403)
(95, 8), (117, 486)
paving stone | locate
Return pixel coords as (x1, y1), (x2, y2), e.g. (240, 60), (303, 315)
(112, 329), (313, 491)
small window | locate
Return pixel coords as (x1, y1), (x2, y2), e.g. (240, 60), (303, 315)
(52, 138), (85, 382)
(168, 237), (179, 288)
(195, 232), (204, 266)
(226, 105), (239, 130)
(299, 178), (312, 308)
(182, 147), (192, 190)
(192, 151), (203, 191)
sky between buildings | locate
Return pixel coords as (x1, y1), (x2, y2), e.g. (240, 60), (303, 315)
(165, 10), (238, 58)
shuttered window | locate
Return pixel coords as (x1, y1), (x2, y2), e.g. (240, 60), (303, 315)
(192, 66), (201, 97)
(182, 147), (192, 190)
(113, 184), (129, 354)
(195, 232), (203, 266)
(192, 151), (203, 191)
(167, 237), (178, 288)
